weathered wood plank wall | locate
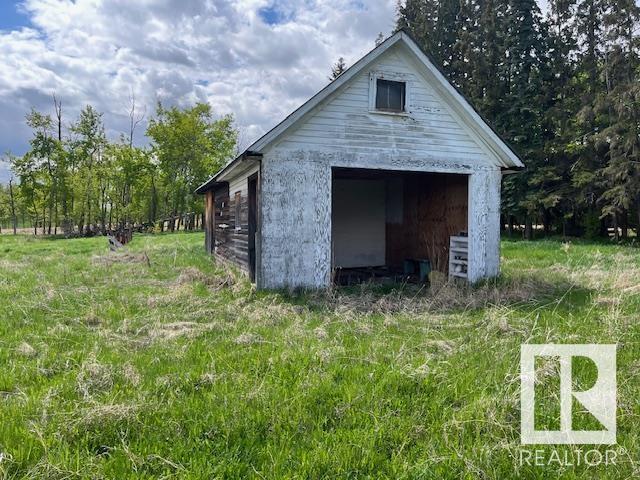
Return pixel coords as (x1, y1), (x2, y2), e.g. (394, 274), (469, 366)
(210, 184), (251, 271)
(210, 183), (246, 271)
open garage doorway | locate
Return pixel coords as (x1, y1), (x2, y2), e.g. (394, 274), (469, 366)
(331, 167), (468, 285)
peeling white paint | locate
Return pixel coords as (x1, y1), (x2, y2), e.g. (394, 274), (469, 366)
(259, 154), (331, 289)
(467, 168), (502, 283)
(258, 148), (502, 289)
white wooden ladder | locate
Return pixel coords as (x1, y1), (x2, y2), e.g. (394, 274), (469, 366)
(449, 236), (468, 281)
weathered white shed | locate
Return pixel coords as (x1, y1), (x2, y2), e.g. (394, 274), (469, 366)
(197, 30), (524, 289)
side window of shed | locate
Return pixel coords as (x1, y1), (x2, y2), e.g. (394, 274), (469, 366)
(234, 192), (242, 230)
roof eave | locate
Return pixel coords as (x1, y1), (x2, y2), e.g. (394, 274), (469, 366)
(501, 165), (526, 175)
(195, 151), (263, 194)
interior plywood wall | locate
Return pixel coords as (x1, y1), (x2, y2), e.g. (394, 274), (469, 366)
(386, 172), (468, 272)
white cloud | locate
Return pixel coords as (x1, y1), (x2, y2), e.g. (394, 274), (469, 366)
(0, 0), (397, 164)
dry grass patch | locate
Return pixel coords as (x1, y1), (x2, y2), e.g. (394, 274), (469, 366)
(423, 339), (456, 355)
(176, 265), (236, 291)
(401, 361), (431, 380)
(76, 360), (114, 399)
(226, 295), (306, 327)
(82, 311), (102, 327)
(308, 275), (563, 316)
(73, 402), (139, 431)
(123, 363), (141, 386)
(91, 251), (150, 267)
(146, 283), (194, 308)
(195, 373), (220, 388)
(314, 326), (328, 339)
(15, 342), (37, 358)
(39, 282), (57, 301)
(145, 321), (219, 342)
(612, 268), (640, 291)
(234, 332), (263, 345)
(561, 252), (640, 291)
(0, 259), (27, 272)
(483, 308), (526, 337)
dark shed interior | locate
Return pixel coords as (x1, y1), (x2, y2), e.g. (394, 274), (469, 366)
(331, 168), (468, 285)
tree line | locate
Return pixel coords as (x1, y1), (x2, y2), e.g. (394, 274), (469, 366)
(398, 0), (640, 239)
(3, 0), (639, 240)
(0, 98), (236, 235)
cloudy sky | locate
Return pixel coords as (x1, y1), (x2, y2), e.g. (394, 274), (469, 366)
(0, 0), (400, 182)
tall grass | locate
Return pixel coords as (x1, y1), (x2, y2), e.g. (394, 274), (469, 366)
(0, 233), (638, 478)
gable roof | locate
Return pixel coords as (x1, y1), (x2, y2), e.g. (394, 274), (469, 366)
(196, 29), (523, 194)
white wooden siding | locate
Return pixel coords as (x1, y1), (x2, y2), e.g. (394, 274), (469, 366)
(228, 163), (259, 198)
(272, 45), (490, 163)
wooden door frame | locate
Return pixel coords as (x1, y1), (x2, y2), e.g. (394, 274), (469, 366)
(206, 191), (215, 254)
(247, 173), (259, 282)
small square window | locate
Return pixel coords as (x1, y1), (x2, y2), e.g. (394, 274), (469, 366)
(375, 79), (405, 112)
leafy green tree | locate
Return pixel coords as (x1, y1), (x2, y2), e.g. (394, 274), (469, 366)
(146, 103), (236, 231)
(11, 152), (44, 235)
(69, 105), (107, 234)
(0, 184), (7, 232)
(103, 142), (155, 229)
(18, 109), (61, 234)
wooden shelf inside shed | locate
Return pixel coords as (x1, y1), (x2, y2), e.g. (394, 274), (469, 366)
(449, 236), (468, 281)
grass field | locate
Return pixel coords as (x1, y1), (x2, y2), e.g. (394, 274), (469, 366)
(0, 232), (639, 479)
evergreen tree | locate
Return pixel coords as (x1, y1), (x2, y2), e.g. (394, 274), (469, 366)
(396, 0), (640, 239)
(596, 0), (640, 236)
(499, 0), (547, 238)
(330, 57), (347, 80)
(537, 0), (580, 235)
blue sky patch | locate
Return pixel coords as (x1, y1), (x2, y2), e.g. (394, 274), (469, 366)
(0, 2), (30, 31)
(258, 4), (293, 26)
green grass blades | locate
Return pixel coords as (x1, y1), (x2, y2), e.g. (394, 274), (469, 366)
(0, 233), (638, 479)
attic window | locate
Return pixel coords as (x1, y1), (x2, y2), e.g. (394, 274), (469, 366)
(375, 79), (406, 112)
